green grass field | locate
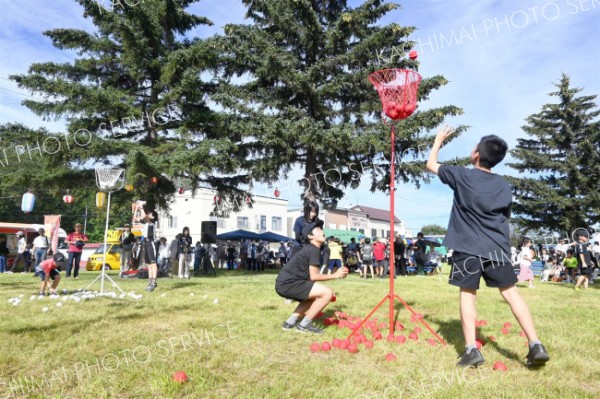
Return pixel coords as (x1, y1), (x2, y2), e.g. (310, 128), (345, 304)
(1, 269), (598, 399)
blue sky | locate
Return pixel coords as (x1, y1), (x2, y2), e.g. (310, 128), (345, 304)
(1, 0), (599, 232)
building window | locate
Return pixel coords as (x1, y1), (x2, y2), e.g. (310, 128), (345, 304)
(260, 215), (267, 231)
(371, 228), (377, 238)
(237, 216), (249, 228)
(272, 216), (282, 231)
(210, 216), (226, 229)
(168, 216), (177, 229)
(359, 229), (365, 234)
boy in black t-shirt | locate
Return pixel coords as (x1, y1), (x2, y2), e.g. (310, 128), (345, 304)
(275, 220), (348, 334)
(574, 232), (593, 291)
(427, 125), (549, 368)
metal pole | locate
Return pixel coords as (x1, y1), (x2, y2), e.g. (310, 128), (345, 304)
(83, 206), (88, 235)
(101, 192), (111, 293)
(389, 124), (396, 335)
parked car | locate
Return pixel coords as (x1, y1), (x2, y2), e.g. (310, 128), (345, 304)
(86, 243), (121, 271)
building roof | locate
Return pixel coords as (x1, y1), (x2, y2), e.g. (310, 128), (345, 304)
(349, 205), (401, 224)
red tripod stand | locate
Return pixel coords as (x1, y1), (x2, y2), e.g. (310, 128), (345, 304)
(347, 69), (446, 345)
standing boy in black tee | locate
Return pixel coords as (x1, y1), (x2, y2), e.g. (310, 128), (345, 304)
(275, 220), (348, 334)
(427, 125), (549, 368)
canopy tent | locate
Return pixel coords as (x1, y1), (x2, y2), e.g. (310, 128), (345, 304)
(257, 231), (292, 242)
(323, 228), (364, 244)
(403, 236), (448, 256)
(216, 229), (261, 241)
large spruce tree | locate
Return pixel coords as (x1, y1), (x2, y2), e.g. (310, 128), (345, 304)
(9, 0), (245, 211)
(213, 0), (465, 208)
(507, 74), (600, 234)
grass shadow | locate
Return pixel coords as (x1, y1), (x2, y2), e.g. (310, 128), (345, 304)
(6, 321), (63, 335)
(428, 317), (465, 354)
(482, 338), (523, 363)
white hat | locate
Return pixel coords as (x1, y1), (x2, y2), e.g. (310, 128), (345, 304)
(16, 231), (24, 236)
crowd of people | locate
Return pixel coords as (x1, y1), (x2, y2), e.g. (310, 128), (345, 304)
(514, 237), (600, 290)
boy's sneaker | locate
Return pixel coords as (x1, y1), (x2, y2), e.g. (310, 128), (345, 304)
(526, 344), (549, 368)
(295, 323), (324, 334)
(281, 321), (296, 331)
(456, 348), (484, 367)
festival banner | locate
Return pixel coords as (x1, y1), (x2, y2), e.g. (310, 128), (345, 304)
(44, 215), (61, 255)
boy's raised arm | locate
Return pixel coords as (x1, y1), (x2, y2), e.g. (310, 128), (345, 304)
(426, 125), (454, 175)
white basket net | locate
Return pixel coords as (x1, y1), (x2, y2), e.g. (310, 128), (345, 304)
(95, 167), (125, 192)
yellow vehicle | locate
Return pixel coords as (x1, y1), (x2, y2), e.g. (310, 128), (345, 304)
(85, 229), (141, 271)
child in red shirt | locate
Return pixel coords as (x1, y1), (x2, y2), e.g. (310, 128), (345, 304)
(37, 253), (66, 296)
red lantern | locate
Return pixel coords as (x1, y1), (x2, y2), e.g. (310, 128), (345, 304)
(245, 196), (251, 204)
(178, 186), (184, 195)
(274, 188), (280, 198)
(214, 195), (220, 204)
(63, 195), (74, 204)
(151, 176), (158, 184)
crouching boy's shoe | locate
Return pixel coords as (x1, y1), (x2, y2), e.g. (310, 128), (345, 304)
(295, 323), (324, 334)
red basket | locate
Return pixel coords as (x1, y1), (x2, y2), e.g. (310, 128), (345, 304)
(369, 69), (422, 121)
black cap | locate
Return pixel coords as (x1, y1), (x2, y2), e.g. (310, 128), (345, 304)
(302, 220), (324, 243)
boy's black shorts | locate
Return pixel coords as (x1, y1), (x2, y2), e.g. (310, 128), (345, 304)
(142, 241), (157, 264)
(578, 266), (592, 277)
(275, 280), (314, 302)
(38, 269), (59, 281)
(449, 252), (517, 290)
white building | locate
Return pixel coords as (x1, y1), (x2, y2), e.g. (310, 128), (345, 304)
(158, 188), (289, 242)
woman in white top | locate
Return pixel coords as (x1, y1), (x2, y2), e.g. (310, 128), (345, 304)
(517, 238), (535, 288)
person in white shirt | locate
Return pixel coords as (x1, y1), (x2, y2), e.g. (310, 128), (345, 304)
(14, 232), (28, 272)
(32, 228), (50, 274)
(157, 237), (170, 277)
(133, 204), (159, 292)
(592, 241), (600, 264)
(427, 246), (442, 274)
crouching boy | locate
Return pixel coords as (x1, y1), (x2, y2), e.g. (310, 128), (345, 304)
(275, 220), (348, 334)
(38, 253), (66, 296)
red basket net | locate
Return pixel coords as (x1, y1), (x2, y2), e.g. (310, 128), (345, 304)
(369, 69), (422, 121)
